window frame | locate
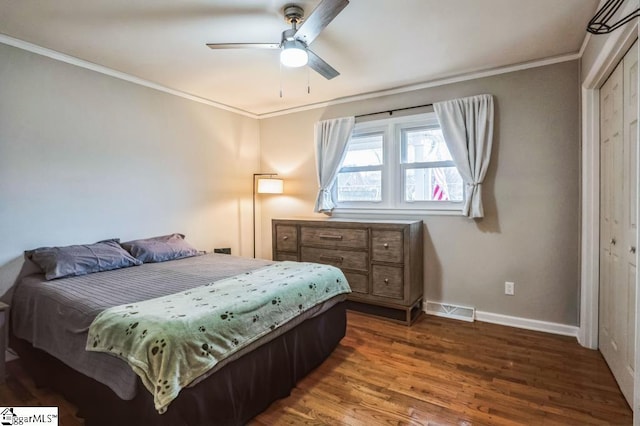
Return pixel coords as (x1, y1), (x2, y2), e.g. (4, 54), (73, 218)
(331, 112), (465, 216)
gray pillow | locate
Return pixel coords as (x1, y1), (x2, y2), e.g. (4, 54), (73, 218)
(26, 239), (142, 281)
(121, 233), (200, 263)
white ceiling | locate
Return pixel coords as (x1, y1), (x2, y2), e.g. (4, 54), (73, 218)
(0, 0), (600, 117)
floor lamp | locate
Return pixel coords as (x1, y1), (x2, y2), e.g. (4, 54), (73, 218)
(253, 173), (284, 258)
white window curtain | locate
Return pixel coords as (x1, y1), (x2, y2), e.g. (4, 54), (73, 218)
(434, 94), (494, 218)
(313, 116), (356, 213)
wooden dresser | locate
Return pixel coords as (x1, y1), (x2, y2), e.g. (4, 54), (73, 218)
(272, 218), (423, 325)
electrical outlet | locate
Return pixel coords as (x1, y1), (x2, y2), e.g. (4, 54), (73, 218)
(505, 281), (515, 296)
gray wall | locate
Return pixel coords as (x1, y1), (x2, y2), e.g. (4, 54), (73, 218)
(0, 41), (581, 325)
(260, 61), (581, 325)
(0, 43), (260, 296)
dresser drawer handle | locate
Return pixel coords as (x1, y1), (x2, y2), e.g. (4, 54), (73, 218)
(319, 255), (343, 263)
(384, 278), (389, 284)
(383, 243), (389, 249)
(319, 234), (343, 240)
(282, 236), (289, 241)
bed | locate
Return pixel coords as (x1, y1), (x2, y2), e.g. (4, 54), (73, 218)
(10, 250), (349, 425)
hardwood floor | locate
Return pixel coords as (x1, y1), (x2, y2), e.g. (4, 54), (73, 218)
(0, 312), (633, 425)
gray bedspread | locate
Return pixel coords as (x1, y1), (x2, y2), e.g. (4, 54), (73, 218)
(11, 253), (347, 400)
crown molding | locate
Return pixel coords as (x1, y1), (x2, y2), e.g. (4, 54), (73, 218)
(2, 33), (582, 120)
(0, 33), (258, 119)
(257, 52), (581, 118)
(579, 32), (592, 58)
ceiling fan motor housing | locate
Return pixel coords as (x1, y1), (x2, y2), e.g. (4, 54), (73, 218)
(283, 4), (305, 24)
(281, 28), (299, 43)
(281, 5), (308, 68)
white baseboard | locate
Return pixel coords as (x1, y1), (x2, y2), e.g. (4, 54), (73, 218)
(421, 302), (579, 338)
(474, 311), (579, 337)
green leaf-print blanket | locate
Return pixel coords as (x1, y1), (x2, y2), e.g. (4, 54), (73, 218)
(86, 261), (351, 414)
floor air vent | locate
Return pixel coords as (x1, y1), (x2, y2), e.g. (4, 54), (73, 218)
(425, 301), (475, 322)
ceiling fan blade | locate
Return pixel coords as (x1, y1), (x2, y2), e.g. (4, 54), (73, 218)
(294, 0), (349, 46)
(308, 49), (339, 80)
(206, 43), (280, 50)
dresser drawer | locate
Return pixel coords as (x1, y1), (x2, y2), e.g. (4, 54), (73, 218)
(301, 227), (368, 249)
(372, 230), (403, 263)
(301, 246), (368, 271)
(275, 253), (298, 261)
(372, 265), (404, 299)
(275, 225), (297, 252)
(344, 272), (368, 294)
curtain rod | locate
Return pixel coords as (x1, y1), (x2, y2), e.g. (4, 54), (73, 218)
(355, 103), (434, 119)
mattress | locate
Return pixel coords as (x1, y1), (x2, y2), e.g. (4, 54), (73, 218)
(11, 253), (346, 400)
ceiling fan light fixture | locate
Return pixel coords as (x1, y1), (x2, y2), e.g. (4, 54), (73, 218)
(280, 40), (308, 68)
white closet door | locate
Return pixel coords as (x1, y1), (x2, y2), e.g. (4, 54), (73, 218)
(599, 40), (638, 407)
(622, 41), (638, 405)
(600, 61), (623, 398)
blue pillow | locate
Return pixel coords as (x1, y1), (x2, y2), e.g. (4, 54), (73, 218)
(26, 239), (142, 280)
(120, 233), (200, 263)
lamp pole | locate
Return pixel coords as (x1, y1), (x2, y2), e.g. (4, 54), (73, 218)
(253, 173), (279, 258)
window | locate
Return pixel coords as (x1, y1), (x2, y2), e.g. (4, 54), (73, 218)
(336, 132), (383, 202)
(401, 126), (463, 203)
(333, 113), (464, 214)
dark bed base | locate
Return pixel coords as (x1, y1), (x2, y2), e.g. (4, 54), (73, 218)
(11, 301), (346, 426)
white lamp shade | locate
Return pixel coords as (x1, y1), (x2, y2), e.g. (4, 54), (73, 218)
(257, 178), (284, 194)
(280, 40), (308, 68)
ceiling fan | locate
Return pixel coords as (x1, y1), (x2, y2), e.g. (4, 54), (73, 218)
(206, 0), (349, 80)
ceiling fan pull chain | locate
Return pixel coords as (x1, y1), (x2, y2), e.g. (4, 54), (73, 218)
(307, 66), (311, 94)
(280, 61), (283, 98)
